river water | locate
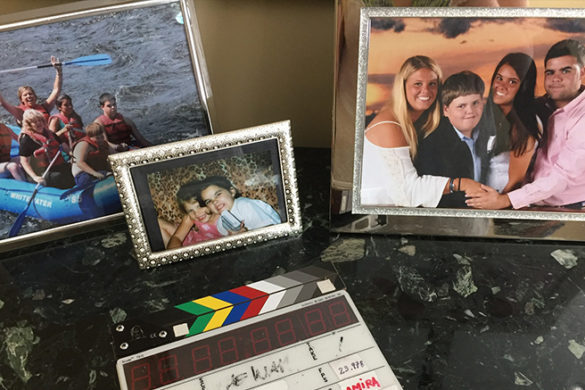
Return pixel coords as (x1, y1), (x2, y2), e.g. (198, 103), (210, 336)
(0, 0), (212, 239)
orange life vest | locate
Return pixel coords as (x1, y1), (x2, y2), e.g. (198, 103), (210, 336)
(0, 124), (15, 162)
(18, 104), (51, 122)
(97, 113), (132, 145)
(20, 128), (66, 175)
(73, 136), (110, 172)
(50, 112), (85, 143)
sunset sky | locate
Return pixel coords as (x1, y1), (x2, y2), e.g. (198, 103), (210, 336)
(366, 16), (585, 113)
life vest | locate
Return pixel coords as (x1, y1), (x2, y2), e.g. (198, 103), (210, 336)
(97, 113), (132, 145)
(20, 128), (66, 175)
(18, 104), (51, 122)
(0, 124), (15, 162)
(73, 137), (110, 172)
(50, 112), (85, 142)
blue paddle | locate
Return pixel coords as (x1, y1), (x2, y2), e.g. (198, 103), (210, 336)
(0, 54), (112, 74)
(8, 150), (62, 237)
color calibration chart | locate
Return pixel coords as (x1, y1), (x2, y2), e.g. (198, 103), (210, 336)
(114, 266), (402, 390)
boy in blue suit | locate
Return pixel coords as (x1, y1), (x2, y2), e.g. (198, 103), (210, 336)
(415, 71), (485, 208)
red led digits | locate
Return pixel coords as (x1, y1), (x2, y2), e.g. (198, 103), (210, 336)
(218, 336), (239, 365)
(191, 344), (212, 374)
(329, 300), (351, 327)
(304, 308), (327, 336)
(274, 318), (297, 346)
(130, 362), (151, 390)
(158, 354), (180, 385)
(250, 326), (272, 354)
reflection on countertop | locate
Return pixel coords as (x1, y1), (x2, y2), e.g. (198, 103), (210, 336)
(0, 148), (584, 390)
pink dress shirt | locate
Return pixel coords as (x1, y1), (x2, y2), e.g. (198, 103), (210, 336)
(508, 89), (585, 209)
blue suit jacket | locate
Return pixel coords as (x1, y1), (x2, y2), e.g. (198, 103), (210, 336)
(414, 117), (475, 208)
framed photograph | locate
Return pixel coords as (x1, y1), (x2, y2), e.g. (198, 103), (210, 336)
(0, 0), (213, 251)
(331, 6), (585, 241)
(108, 120), (301, 269)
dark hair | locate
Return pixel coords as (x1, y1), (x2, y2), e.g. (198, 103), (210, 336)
(99, 93), (116, 107)
(56, 94), (72, 108)
(198, 176), (242, 199)
(487, 53), (539, 156)
(545, 39), (585, 67)
(176, 176), (242, 213)
(176, 181), (205, 213)
(441, 71), (485, 107)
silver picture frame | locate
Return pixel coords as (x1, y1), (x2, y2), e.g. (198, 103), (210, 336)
(331, 5), (585, 241)
(108, 120), (302, 269)
(0, 0), (213, 252)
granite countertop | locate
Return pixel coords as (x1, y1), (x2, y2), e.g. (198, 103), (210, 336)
(1, 148), (584, 390)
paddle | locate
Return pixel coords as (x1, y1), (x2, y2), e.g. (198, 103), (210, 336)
(0, 54), (112, 74)
(8, 150), (62, 237)
(59, 172), (112, 200)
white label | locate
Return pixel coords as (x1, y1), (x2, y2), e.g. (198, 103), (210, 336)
(166, 381), (198, 389)
(337, 370), (383, 390)
(254, 380), (289, 389)
(199, 325), (365, 390)
(317, 280), (336, 294)
(330, 353), (368, 380)
(173, 323), (189, 337)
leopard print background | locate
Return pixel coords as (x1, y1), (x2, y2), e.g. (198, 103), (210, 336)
(147, 151), (280, 224)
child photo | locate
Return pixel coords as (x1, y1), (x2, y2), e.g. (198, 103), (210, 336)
(0, 0), (212, 245)
(109, 121), (300, 268)
(144, 148), (284, 252)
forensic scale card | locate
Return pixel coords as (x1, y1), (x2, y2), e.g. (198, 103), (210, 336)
(114, 267), (403, 390)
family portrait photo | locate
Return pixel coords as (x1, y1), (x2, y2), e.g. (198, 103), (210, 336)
(354, 9), (585, 219)
(0, 0), (211, 246)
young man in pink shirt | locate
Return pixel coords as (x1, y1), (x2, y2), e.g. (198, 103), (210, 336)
(467, 39), (585, 210)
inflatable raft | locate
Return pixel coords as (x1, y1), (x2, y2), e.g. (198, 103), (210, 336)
(1, 125), (121, 224)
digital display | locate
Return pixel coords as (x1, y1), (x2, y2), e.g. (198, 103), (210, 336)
(121, 296), (358, 390)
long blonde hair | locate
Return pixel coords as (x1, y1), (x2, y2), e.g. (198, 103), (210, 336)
(392, 55), (442, 158)
(21, 109), (47, 135)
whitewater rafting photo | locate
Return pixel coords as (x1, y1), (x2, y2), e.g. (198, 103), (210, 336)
(108, 121), (302, 269)
(0, 0), (213, 250)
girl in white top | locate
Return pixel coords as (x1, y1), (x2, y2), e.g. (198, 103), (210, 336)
(480, 53), (540, 194)
(360, 55), (482, 207)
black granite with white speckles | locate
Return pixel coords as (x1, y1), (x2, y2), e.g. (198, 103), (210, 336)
(0, 148), (584, 390)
